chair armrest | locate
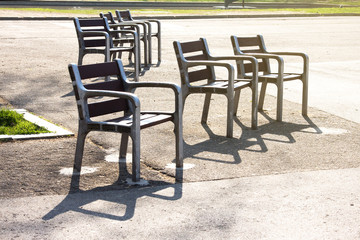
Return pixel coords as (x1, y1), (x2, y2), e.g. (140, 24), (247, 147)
(242, 53), (283, 62)
(109, 23), (143, 33)
(208, 55), (258, 71)
(80, 31), (109, 38)
(109, 29), (138, 36)
(268, 51), (308, 65)
(146, 19), (160, 24)
(127, 82), (181, 96)
(84, 89), (142, 126)
(185, 60), (233, 69)
(109, 29), (139, 44)
(269, 51), (308, 59)
(142, 19), (160, 34)
(126, 82), (182, 113)
(209, 55), (257, 62)
(268, 51), (309, 74)
(85, 89), (140, 108)
(183, 60), (235, 90)
(242, 53), (284, 76)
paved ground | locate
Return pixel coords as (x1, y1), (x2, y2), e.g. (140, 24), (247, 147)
(0, 12), (360, 239)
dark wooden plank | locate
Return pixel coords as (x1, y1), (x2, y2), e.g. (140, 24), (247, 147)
(78, 62), (119, 79)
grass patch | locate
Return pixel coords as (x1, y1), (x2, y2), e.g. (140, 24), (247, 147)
(0, 108), (50, 135)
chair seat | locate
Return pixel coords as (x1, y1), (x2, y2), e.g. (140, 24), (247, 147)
(193, 80), (251, 93)
(110, 46), (136, 52)
(259, 73), (302, 82)
(88, 113), (174, 133)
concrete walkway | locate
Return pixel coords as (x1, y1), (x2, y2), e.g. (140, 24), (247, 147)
(0, 13), (360, 239)
(1, 168), (360, 239)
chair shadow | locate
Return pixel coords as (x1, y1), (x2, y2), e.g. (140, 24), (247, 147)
(42, 159), (183, 222)
(183, 114), (322, 165)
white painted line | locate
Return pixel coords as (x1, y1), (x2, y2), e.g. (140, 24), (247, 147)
(0, 109), (73, 140)
(59, 166), (99, 176)
(303, 127), (349, 135)
(165, 163), (195, 170)
(104, 149), (134, 163)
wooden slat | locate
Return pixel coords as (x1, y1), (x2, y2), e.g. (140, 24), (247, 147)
(106, 113), (173, 129)
(119, 10), (132, 21)
(79, 19), (105, 27)
(85, 80), (124, 92)
(259, 73), (302, 82)
(188, 68), (212, 82)
(244, 61), (267, 73)
(78, 62), (119, 79)
(236, 37), (261, 47)
(84, 39), (106, 47)
(88, 99), (128, 117)
(180, 40), (205, 54)
(186, 53), (207, 61)
(242, 49), (262, 54)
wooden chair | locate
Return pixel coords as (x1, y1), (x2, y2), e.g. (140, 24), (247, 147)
(100, 12), (149, 67)
(73, 17), (140, 81)
(231, 35), (309, 121)
(68, 59), (183, 183)
(173, 38), (258, 138)
(116, 9), (161, 64)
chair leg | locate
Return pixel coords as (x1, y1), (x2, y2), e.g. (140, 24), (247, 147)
(131, 132), (141, 182)
(119, 133), (129, 159)
(201, 93), (212, 124)
(302, 77), (308, 116)
(147, 24), (152, 65)
(74, 126), (88, 172)
(226, 95), (234, 138)
(143, 38), (148, 67)
(251, 85), (258, 130)
(157, 34), (161, 63)
(134, 48), (140, 82)
(258, 81), (267, 111)
(233, 90), (241, 116)
(174, 114), (184, 169)
(276, 81), (283, 122)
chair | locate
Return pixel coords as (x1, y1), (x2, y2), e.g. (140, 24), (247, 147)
(173, 38), (258, 138)
(116, 9), (161, 64)
(100, 12), (149, 67)
(231, 35), (309, 121)
(68, 59), (183, 183)
(73, 17), (140, 81)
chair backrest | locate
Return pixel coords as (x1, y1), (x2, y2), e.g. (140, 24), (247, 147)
(173, 38), (215, 86)
(68, 60), (130, 121)
(73, 17), (112, 48)
(231, 35), (270, 74)
(99, 12), (117, 24)
(116, 9), (134, 22)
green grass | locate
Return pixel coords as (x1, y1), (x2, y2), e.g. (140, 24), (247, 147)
(0, 108), (50, 135)
(2, 6), (360, 15)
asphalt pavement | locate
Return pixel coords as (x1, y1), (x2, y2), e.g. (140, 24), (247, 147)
(0, 11), (360, 239)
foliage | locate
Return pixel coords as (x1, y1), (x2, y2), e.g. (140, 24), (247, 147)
(0, 108), (50, 135)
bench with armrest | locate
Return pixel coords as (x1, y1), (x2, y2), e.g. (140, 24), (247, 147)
(231, 34), (309, 121)
(116, 9), (161, 64)
(173, 38), (258, 138)
(68, 59), (183, 183)
(100, 11), (149, 67)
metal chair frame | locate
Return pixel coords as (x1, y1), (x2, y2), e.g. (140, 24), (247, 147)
(173, 38), (258, 138)
(68, 59), (183, 182)
(231, 34), (309, 121)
